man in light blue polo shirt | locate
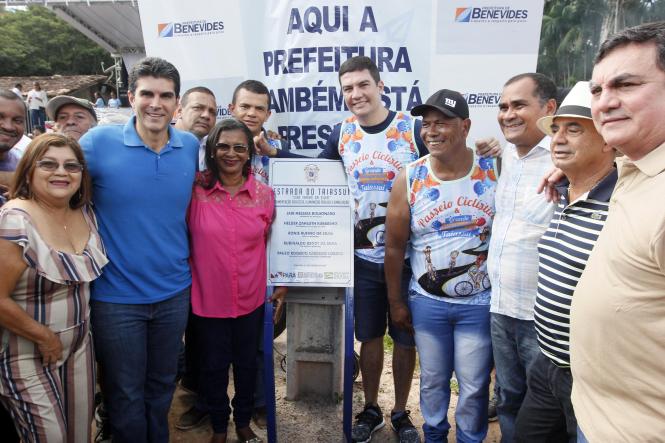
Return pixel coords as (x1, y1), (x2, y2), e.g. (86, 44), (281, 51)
(79, 57), (199, 443)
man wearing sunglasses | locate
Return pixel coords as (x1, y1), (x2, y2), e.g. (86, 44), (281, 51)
(78, 57), (199, 443)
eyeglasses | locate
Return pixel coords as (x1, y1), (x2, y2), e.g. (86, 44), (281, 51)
(36, 160), (84, 173)
(215, 143), (249, 154)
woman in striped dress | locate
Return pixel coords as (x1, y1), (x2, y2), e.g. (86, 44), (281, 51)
(0, 134), (108, 442)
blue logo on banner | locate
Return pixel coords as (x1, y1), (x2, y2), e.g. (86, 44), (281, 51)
(455, 6), (529, 23)
(158, 23), (174, 38)
(455, 8), (472, 22)
(158, 20), (225, 38)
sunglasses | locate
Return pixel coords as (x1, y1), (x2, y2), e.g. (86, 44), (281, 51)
(36, 160), (84, 173)
(215, 143), (249, 154)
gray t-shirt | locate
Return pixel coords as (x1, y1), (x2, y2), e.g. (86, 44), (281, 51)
(0, 150), (19, 206)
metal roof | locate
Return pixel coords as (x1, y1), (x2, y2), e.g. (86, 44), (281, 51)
(5, 1), (146, 58)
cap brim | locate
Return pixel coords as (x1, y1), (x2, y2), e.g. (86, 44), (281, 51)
(410, 104), (459, 118)
(46, 96), (97, 121)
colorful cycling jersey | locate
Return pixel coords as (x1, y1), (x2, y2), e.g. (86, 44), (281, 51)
(251, 154), (271, 185)
(406, 152), (498, 304)
(251, 136), (283, 185)
(339, 112), (419, 263)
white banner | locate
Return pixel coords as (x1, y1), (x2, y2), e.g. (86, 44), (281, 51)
(138, 0), (544, 154)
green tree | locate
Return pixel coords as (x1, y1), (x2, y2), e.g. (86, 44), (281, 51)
(538, 0), (605, 86)
(538, 0), (665, 87)
(0, 5), (112, 76)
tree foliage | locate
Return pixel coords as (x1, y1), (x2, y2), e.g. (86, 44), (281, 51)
(0, 5), (112, 76)
(538, 0), (665, 86)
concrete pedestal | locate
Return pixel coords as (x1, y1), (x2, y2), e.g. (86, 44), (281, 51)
(285, 287), (345, 402)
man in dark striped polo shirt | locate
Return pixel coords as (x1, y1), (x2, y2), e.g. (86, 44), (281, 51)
(513, 81), (617, 442)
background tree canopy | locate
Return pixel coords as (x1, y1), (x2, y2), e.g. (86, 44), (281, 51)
(538, 0), (665, 86)
(0, 5), (112, 76)
(1, 2), (665, 84)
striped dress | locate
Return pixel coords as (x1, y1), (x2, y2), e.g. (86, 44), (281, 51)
(0, 205), (108, 443)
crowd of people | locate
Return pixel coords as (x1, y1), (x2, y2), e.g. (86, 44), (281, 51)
(0, 19), (663, 443)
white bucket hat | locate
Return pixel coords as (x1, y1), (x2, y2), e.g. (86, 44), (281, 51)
(537, 81), (592, 136)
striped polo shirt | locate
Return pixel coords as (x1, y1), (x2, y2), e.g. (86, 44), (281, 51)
(534, 168), (617, 367)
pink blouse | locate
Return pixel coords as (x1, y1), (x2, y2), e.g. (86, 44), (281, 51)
(188, 173), (275, 318)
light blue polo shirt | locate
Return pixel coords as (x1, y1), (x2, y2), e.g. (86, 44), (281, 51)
(80, 117), (199, 304)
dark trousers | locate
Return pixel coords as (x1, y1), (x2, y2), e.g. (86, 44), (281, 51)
(194, 306), (263, 434)
(187, 311), (265, 414)
(0, 402), (19, 443)
(514, 352), (577, 443)
(182, 307), (201, 393)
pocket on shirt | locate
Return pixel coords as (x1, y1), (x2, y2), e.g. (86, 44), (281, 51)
(522, 193), (554, 226)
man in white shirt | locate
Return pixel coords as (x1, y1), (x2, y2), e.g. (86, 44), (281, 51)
(174, 86), (217, 171)
(11, 83), (23, 98)
(26, 82), (47, 128)
(485, 73), (557, 443)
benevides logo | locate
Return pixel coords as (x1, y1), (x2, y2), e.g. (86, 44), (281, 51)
(455, 6), (528, 23)
(158, 23), (174, 38)
(462, 92), (501, 108)
(157, 19), (224, 38)
(455, 8), (473, 22)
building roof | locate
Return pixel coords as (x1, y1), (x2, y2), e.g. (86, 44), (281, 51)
(0, 75), (108, 97)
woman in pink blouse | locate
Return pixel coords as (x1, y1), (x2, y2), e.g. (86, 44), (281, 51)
(188, 118), (284, 443)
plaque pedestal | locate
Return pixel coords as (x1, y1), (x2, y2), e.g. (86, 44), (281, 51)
(284, 287), (345, 401)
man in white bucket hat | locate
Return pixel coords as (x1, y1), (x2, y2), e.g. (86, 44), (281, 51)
(513, 81), (617, 442)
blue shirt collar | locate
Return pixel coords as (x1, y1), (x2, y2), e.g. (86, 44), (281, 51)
(123, 116), (185, 149)
(554, 166), (618, 204)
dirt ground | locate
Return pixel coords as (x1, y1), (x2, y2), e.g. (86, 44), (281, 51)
(166, 333), (501, 443)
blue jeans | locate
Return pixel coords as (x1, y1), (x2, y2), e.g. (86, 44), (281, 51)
(30, 108), (45, 128)
(577, 426), (589, 443)
(410, 294), (492, 443)
(91, 288), (190, 443)
(490, 313), (541, 443)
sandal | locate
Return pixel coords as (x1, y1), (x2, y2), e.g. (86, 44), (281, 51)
(236, 426), (263, 443)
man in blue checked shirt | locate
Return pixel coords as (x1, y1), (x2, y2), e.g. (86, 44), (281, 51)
(484, 73), (557, 443)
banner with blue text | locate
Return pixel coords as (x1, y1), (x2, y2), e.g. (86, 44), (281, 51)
(138, 0), (544, 154)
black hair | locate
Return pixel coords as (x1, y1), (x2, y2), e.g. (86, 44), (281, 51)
(202, 118), (255, 188)
(338, 56), (381, 84)
(128, 57), (181, 97)
(596, 21), (665, 72)
(181, 86), (216, 107)
(231, 80), (270, 107)
(504, 73), (557, 105)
